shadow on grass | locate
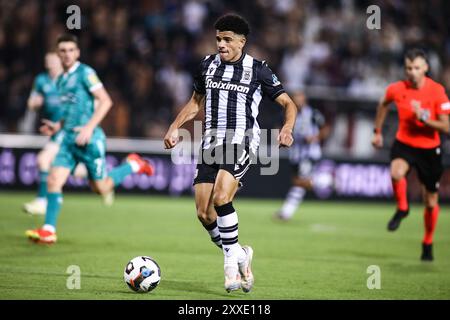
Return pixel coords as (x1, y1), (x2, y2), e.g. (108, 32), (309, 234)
(160, 279), (236, 299)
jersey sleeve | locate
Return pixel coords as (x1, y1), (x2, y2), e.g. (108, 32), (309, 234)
(82, 66), (103, 92)
(384, 83), (397, 102)
(258, 62), (285, 100)
(29, 75), (44, 97)
(192, 57), (208, 95)
(435, 85), (450, 115)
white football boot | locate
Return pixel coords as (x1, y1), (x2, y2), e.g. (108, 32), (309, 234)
(23, 198), (47, 215)
(238, 245), (254, 293)
(223, 249), (241, 293)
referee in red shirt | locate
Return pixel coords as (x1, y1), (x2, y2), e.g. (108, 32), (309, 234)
(372, 48), (450, 261)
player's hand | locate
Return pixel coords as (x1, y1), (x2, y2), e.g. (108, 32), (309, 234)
(371, 133), (383, 148)
(164, 127), (179, 149)
(39, 119), (61, 136)
(278, 128), (294, 148)
(28, 95), (44, 110)
(73, 125), (94, 146)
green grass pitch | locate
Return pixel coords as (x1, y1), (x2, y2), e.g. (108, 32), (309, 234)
(0, 192), (449, 300)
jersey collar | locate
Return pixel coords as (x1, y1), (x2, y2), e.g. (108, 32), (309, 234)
(67, 61), (80, 74)
(222, 52), (246, 65)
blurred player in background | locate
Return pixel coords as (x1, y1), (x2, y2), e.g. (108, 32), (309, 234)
(26, 34), (154, 244)
(164, 14), (297, 293)
(23, 53), (112, 215)
(275, 91), (329, 221)
(22, 52), (68, 214)
(372, 48), (450, 261)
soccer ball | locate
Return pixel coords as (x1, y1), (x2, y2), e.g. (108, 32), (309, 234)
(123, 256), (161, 293)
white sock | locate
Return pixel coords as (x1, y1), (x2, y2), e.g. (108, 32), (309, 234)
(42, 224), (56, 233)
(127, 160), (140, 173)
(280, 186), (306, 219)
(216, 203), (246, 264)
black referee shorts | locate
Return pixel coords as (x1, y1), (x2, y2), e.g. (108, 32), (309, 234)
(390, 139), (443, 192)
(193, 143), (254, 186)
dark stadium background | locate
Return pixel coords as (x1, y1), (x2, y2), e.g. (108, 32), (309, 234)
(1, 0), (450, 201)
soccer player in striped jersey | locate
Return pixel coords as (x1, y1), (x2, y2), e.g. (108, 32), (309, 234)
(164, 14), (297, 292)
(26, 34), (155, 244)
(372, 48), (450, 261)
(275, 91), (330, 220)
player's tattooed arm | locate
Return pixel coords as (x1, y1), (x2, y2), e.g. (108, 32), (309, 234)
(275, 92), (297, 148)
(371, 94), (392, 148)
(164, 91), (205, 149)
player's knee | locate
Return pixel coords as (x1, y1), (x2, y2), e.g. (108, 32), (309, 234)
(212, 191), (231, 207)
(47, 172), (62, 190)
(196, 207), (211, 224)
(37, 152), (50, 170)
(390, 169), (405, 181)
(424, 196), (438, 209)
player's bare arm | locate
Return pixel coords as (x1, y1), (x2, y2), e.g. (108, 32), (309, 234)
(74, 87), (112, 146)
(371, 95), (392, 148)
(275, 92), (297, 147)
(164, 91), (205, 149)
(27, 94), (44, 111)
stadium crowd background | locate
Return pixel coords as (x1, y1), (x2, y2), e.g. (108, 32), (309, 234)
(1, 0), (450, 159)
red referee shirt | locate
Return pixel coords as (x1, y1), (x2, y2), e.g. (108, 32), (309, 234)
(385, 77), (450, 148)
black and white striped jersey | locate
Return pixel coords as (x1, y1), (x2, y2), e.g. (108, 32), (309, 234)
(193, 53), (285, 152)
(289, 105), (326, 163)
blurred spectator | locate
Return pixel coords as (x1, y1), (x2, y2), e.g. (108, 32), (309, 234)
(1, 0), (450, 140)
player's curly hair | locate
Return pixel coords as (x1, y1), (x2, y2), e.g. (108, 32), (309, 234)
(214, 14), (250, 37)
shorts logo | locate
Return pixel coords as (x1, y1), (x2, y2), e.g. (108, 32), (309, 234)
(436, 148), (441, 155)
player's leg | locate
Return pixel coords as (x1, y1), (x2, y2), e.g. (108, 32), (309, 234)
(194, 182), (223, 249)
(417, 146), (443, 261)
(276, 159), (314, 220)
(89, 154), (154, 197)
(25, 166), (71, 244)
(82, 132), (154, 198)
(213, 169), (253, 292)
(26, 139), (75, 244)
(421, 189), (439, 261)
(212, 169), (244, 292)
(387, 157), (410, 231)
(23, 142), (60, 215)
